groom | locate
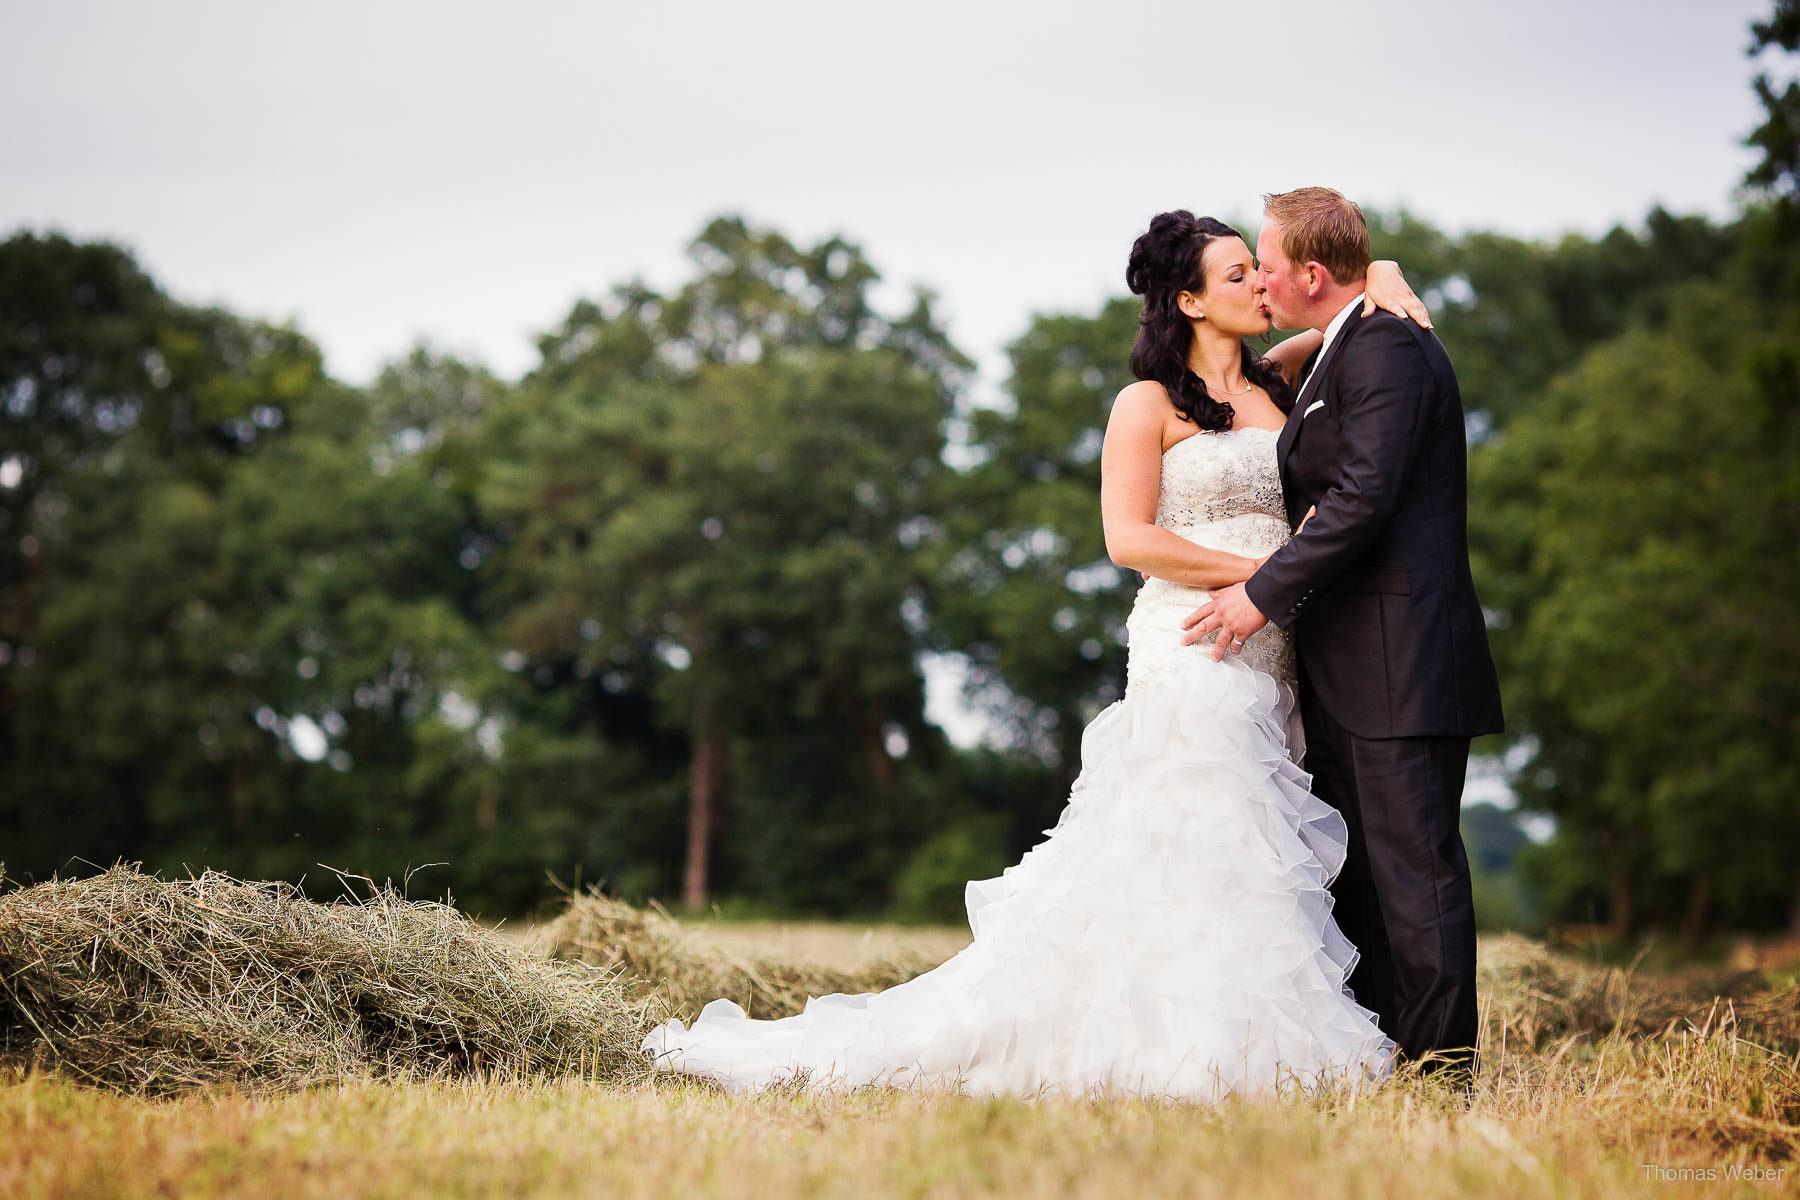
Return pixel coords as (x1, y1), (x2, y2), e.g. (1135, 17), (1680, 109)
(1183, 187), (1503, 1082)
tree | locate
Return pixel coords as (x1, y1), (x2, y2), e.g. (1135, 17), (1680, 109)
(483, 217), (969, 908)
(1470, 283), (1800, 941)
(0, 231), (329, 878)
(1457, 0), (1800, 943)
(1748, 1), (1800, 204)
(1745, 0), (1800, 301)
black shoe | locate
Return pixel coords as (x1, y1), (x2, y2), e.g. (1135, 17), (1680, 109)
(1414, 1048), (1478, 1102)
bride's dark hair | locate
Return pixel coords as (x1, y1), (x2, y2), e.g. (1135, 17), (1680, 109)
(1126, 211), (1294, 430)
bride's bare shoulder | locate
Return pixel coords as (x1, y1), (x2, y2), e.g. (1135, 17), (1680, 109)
(1109, 379), (1179, 424)
(1105, 381), (1177, 451)
(1112, 378), (1166, 404)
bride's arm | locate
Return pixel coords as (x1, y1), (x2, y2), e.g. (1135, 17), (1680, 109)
(1361, 259), (1433, 327)
(1101, 382), (1261, 588)
(1262, 329), (1322, 386)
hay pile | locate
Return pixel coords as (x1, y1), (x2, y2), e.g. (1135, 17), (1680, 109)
(532, 889), (938, 1020)
(1478, 932), (1800, 1053)
(0, 865), (660, 1095)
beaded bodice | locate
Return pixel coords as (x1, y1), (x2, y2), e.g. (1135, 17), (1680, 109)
(1125, 426), (1295, 687)
(1152, 427), (1289, 539)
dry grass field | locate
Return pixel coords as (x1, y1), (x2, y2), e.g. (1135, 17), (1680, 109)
(638, 914), (976, 969)
(489, 909), (976, 972)
(2, 870), (1797, 1199)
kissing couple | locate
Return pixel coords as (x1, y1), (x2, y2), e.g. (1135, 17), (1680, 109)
(643, 187), (1505, 1101)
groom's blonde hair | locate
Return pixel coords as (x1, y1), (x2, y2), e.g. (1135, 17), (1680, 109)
(1262, 187), (1371, 285)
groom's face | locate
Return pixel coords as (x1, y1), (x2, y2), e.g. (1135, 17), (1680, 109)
(1254, 219), (1303, 330)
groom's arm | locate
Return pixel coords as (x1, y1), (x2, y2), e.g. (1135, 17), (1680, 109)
(1245, 321), (1435, 629)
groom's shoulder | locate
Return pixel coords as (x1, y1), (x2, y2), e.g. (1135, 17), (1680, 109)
(1330, 314), (1459, 402)
(1338, 310), (1433, 369)
(1346, 308), (1432, 344)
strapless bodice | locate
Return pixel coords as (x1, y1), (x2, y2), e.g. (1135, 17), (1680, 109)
(1127, 426), (1294, 688)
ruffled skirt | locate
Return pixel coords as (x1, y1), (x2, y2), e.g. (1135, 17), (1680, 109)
(640, 590), (1397, 1101)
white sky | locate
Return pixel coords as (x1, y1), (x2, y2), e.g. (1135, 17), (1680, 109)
(1, 0), (1776, 392)
(1, 0), (1777, 806)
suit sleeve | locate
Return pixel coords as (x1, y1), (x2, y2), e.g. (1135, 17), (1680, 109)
(1245, 321), (1435, 629)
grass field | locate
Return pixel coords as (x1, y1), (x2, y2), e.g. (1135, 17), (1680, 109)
(4, 904), (1797, 1199)
(493, 911), (978, 969)
(4, 1069), (1787, 1200)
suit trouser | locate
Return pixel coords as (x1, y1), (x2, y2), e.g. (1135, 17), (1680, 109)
(1299, 673), (1480, 1075)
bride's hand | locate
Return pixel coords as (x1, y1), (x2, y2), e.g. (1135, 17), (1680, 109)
(1362, 260), (1433, 328)
(1297, 505), (1317, 535)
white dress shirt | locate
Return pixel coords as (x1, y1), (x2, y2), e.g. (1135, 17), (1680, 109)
(1297, 292), (1366, 406)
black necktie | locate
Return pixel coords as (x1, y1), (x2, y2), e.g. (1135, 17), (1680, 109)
(1297, 346), (1322, 394)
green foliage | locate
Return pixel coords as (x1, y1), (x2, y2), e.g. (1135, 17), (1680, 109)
(928, 299), (1141, 792)
(1470, 281), (1800, 935)
(1747, 1), (1800, 203)
(1461, 802), (1542, 934)
(7, 189), (1796, 937)
(1745, 0), (1800, 295)
(1369, 208), (1741, 435)
(890, 812), (1012, 925)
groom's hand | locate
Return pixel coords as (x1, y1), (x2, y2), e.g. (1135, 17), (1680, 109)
(1182, 583), (1270, 661)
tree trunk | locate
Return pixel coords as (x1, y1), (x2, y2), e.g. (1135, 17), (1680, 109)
(1056, 705), (1084, 798)
(1681, 871), (1712, 955)
(229, 759), (252, 843)
(0, 515), (39, 719)
(1605, 847), (1633, 942)
(476, 778), (499, 832)
(682, 709), (729, 910)
(832, 675), (894, 795)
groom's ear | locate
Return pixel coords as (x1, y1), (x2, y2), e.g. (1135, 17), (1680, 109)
(1302, 262), (1327, 297)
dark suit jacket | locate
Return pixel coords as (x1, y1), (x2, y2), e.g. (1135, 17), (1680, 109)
(1244, 310), (1504, 740)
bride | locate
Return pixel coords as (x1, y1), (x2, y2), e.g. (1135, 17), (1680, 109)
(641, 211), (1432, 1101)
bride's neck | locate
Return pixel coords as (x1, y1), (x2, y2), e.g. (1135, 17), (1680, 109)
(1186, 327), (1245, 388)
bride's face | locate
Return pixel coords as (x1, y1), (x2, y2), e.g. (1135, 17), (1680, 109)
(1184, 237), (1269, 338)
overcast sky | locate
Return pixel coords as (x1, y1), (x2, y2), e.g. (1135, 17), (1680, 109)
(2, 0), (1778, 394)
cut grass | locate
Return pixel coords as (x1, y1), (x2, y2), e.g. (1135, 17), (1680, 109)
(1, 1035), (1793, 1200)
(530, 887), (943, 1021)
(0, 866), (658, 1093)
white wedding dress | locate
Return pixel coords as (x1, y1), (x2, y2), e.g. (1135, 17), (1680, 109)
(642, 426), (1398, 1101)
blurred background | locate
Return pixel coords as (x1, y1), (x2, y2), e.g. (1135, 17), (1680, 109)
(2, 1), (1795, 954)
